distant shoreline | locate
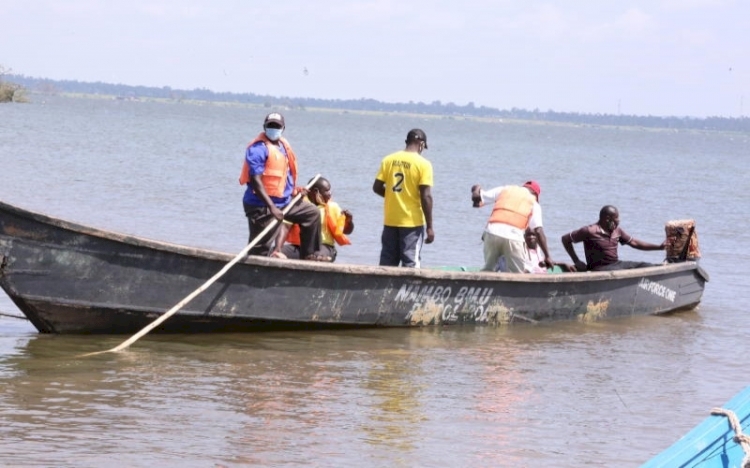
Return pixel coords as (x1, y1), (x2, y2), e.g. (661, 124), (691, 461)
(8, 73), (748, 133)
(33, 91), (745, 135)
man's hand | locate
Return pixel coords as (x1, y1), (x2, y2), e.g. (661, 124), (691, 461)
(293, 186), (309, 197)
(270, 206), (284, 221)
(574, 260), (587, 272)
(471, 185), (482, 207)
(425, 227), (435, 244)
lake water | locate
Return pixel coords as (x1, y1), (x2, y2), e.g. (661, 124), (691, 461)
(1, 95), (749, 467)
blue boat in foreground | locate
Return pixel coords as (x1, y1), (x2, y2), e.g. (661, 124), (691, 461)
(644, 386), (750, 467)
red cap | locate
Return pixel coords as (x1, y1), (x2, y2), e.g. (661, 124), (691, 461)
(523, 180), (541, 198)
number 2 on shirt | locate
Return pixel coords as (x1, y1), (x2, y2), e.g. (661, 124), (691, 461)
(392, 172), (404, 192)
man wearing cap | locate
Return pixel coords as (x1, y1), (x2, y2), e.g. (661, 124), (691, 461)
(240, 112), (322, 259)
(561, 205), (665, 271)
(372, 128), (434, 268)
(471, 180), (555, 273)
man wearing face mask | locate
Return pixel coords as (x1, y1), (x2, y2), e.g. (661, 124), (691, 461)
(561, 205), (666, 271)
(372, 128), (434, 268)
(240, 112), (322, 259)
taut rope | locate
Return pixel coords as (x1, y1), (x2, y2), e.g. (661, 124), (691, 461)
(0, 311), (28, 320)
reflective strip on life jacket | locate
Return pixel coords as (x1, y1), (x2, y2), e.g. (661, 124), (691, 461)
(488, 185), (534, 229)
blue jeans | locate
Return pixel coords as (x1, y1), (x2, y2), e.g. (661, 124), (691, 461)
(379, 225), (425, 268)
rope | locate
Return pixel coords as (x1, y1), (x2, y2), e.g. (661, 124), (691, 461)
(0, 311), (29, 320)
(711, 407), (750, 468)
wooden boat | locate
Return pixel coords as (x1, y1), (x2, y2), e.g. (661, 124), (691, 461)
(0, 200), (709, 334)
(643, 386), (750, 467)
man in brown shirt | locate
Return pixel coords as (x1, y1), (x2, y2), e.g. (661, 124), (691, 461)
(562, 205), (665, 271)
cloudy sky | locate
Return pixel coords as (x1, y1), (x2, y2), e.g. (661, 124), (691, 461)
(2, 0), (747, 117)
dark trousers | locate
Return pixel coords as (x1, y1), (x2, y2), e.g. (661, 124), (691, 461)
(243, 199), (321, 257)
(379, 225), (425, 268)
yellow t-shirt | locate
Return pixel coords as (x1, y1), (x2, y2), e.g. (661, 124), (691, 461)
(375, 150), (433, 227)
(320, 200), (344, 246)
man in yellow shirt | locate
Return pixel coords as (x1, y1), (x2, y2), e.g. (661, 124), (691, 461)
(372, 129), (434, 268)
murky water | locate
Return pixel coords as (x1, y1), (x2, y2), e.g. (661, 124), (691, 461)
(1, 95), (749, 467)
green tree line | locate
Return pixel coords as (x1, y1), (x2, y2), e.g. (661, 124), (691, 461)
(6, 73), (750, 132)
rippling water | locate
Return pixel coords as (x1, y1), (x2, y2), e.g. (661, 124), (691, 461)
(1, 95), (749, 467)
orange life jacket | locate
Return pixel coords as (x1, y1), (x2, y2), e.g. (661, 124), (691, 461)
(488, 185), (534, 229)
(287, 202), (352, 247)
(238, 133), (298, 198)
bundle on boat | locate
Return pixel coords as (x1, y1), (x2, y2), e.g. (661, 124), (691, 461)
(665, 219), (700, 262)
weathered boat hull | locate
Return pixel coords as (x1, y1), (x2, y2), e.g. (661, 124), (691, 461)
(0, 200), (708, 334)
(643, 386), (750, 467)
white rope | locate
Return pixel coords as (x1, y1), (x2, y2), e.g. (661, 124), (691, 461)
(711, 407), (750, 468)
(81, 174), (321, 356)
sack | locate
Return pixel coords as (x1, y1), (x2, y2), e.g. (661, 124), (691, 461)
(665, 219), (700, 261)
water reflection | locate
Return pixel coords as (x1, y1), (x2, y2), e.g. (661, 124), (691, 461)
(0, 308), (743, 466)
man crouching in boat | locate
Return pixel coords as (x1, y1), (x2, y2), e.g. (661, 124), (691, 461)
(561, 205), (666, 271)
(240, 112), (322, 260)
(471, 180), (555, 273)
(272, 176), (354, 262)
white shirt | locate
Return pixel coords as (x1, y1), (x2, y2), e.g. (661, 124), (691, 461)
(524, 246), (548, 274)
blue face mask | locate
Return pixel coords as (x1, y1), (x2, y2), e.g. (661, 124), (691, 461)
(265, 128), (283, 141)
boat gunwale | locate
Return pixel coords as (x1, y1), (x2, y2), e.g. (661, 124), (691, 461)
(0, 199), (703, 284)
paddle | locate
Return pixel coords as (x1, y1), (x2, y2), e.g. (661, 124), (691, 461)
(82, 174), (321, 356)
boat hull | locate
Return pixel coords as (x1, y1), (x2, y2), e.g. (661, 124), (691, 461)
(0, 200), (708, 334)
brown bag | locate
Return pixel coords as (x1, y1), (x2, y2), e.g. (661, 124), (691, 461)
(665, 219), (700, 261)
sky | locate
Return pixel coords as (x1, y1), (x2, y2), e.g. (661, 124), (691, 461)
(1, 0), (748, 118)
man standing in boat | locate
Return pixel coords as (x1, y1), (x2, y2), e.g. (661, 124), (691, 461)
(240, 112), (322, 259)
(561, 205), (666, 271)
(471, 180), (555, 273)
(373, 129), (434, 268)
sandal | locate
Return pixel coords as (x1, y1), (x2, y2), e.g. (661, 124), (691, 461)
(304, 253), (332, 262)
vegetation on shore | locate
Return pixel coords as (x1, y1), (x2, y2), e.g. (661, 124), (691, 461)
(5, 71), (749, 132)
(0, 65), (28, 103)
